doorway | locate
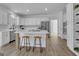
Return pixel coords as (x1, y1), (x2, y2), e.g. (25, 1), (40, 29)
(50, 20), (58, 37)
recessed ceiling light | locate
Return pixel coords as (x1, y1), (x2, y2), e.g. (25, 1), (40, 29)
(26, 9), (30, 12)
(45, 8), (48, 11)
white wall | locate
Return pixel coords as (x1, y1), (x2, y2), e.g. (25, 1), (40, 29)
(57, 9), (67, 39)
(63, 10), (67, 40)
(66, 3), (74, 50)
(56, 3), (74, 51)
(57, 11), (63, 38)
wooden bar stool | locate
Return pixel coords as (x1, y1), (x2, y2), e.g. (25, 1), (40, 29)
(33, 36), (43, 52)
(20, 36), (30, 51)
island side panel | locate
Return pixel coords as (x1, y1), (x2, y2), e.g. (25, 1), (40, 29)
(15, 33), (20, 49)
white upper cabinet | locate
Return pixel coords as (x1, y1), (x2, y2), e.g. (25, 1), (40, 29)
(25, 18), (40, 25)
(2, 13), (8, 24)
(19, 18), (25, 25)
(19, 18), (40, 25)
(0, 10), (8, 25)
(19, 17), (49, 25)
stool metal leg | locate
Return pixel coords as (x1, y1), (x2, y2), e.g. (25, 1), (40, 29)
(40, 39), (43, 53)
(33, 39), (36, 52)
(26, 38), (30, 51)
(28, 39), (31, 51)
(19, 38), (21, 50)
(24, 38), (26, 47)
(20, 38), (23, 50)
(26, 38), (27, 51)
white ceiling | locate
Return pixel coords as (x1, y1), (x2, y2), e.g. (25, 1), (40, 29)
(0, 3), (67, 15)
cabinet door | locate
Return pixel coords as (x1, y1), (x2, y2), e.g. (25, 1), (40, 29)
(19, 18), (25, 25)
(2, 14), (8, 24)
(0, 32), (2, 46)
(0, 11), (8, 25)
(0, 13), (3, 24)
(2, 32), (10, 45)
(10, 31), (15, 41)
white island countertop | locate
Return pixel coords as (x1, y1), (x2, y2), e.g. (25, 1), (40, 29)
(15, 29), (49, 34)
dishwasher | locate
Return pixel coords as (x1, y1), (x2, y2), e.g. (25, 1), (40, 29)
(9, 31), (16, 43)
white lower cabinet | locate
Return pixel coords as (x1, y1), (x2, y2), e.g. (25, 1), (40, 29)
(0, 32), (10, 47)
(0, 32), (2, 46)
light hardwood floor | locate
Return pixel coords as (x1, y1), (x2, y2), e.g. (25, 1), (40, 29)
(0, 36), (76, 56)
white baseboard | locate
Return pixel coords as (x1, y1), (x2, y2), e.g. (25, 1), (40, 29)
(67, 45), (79, 56)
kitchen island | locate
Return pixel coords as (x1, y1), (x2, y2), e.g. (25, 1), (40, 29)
(15, 30), (49, 49)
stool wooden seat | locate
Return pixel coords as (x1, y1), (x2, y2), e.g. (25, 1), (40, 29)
(22, 36), (29, 38)
(20, 36), (30, 51)
(34, 36), (41, 39)
(33, 36), (43, 52)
